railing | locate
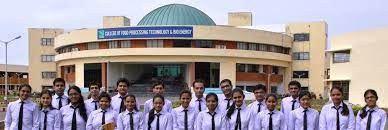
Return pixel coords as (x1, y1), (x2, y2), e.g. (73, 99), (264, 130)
(0, 77), (28, 84)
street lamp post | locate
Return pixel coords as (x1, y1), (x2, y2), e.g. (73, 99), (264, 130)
(1, 36), (22, 100)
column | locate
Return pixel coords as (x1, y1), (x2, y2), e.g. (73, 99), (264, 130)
(101, 62), (107, 91)
(75, 63), (84, 87)
(219, 61), (236, 88)
(188, 62), (196, 85)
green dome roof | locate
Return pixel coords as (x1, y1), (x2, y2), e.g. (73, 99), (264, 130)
(137, 4), (216, 26)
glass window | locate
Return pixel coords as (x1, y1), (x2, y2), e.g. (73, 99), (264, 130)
(121, 40), (131, 48)
(294, 33), (310, 41)
(248, 43), (257, 51)
(147, 40), (163, 48)
(293, 71), (309, 78)
(272, 66), (279, 74)
(41, 55), (55, 62)
(215, 44), (226, 49)
(258, 44), (268, 51)
(301, 86), (309, 92)
(237, 42), (248, 50)
(333, 50), (350, 63)
(195, 40), (213, 48)
(293, 52), (310, 60)
(41, 38), (54, 46)
(236, 64), (246, 72)
(247, 64), (259, 73)
(87, 42), (99, 50)
(41, 72), (56, 79)
(271, 86), (278, 94)
(269, 46), (277, 52)
(108, 41), (118, 48)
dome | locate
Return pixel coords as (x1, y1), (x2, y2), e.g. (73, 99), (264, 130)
(137, 4), (216, 26)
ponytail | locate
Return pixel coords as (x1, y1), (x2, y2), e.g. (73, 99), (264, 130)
(341, 101), (349, 116)
(147, 108), (155, 130)
(359, 105), (368, 119)
(226, 102), (236, 119)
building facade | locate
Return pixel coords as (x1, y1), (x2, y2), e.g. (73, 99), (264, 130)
(327, 27), (388, 107)
(0, 64), (28, 95)
(28, 4), (327, 96)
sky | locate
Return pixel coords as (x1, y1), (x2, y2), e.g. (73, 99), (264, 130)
(0, 0), (387, 65)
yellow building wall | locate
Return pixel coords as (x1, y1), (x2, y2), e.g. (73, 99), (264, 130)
(28, 28), (64, 91)
(330, 27), (388, 107)
(286, 21), (327, 96)
(228, 12), (252, 26)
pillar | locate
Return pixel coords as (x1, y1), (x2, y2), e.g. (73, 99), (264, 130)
(220, 61), (236, 88)
(101, 62), (107, 91)
(75, 63), (84, 87)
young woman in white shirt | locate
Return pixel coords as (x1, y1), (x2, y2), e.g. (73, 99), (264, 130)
(172, 90), (197, 130)
(86, 92), (118, 130)
(117, 94), (144, 130)
(60, 86), (88, 130)
(144, 94), (173, 130)
(355, 89), (386, 130)
(288, 91), (319, 130)
(39, 89), (61, 130)
(194, 92), (222, 130)
(253, 93), (287, 130)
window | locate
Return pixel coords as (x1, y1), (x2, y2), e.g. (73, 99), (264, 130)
(237, 42), (248, 50)
(293, 71), (309, 78)
(333, 50), (350, 63)
(332, 81), (350, 100)
(215, 44), (226, 49)
(87, 42), (99, 50)
(147, 40), (163, 48)
(272, 66), (279, 74)
(294, 33), (310, 41)
(41, 55), (55, 62)
(195, 40), (212, 48)
(108, 41), (118, 48)
(121, 40), (131, 48)
(269, 46), (277, 52)
(236, 64), (246, 72)
(248, 43), (257, 51)
(271, 86), (277, 94)
(301, 86), (309, 92)
(247, 64), (259, 73)
(258, 44), (268, 51)
(283, 48), (290, 54)
(41, 38), (54, 46)
(293, 52), (310, 60)
(41, 72), (56, 79)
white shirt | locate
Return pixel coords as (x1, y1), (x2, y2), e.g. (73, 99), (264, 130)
(280, 96), (300, 125)
(252, 109), (287, 130)
(247, 100), (267, 114)
(319, 103), (355, 130)
(39, 108), (61, 130)
(143, 111), (173, 130)
(111, 94), (126, 114)
(172, 106), (198, 130)
(143, 98), (173, 113)
(189, 96), (207, 113)
(218, 94), (233, 113)
(117, 110), (144, 130)
(356, 106), (387, 130)
(221, 103), (255, 130)
(5, 99), (40, 130)
(84, 98), (99, 116)
(288, 107), (319, 130)
(86, 108), (118, 130)
(194, 107), (223, 130)
(52, 94), (68, 110)
(60, 104), (87, 130)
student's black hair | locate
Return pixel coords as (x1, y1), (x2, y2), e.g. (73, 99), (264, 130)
(88, 81), (101, 90)
(39, 89), (55, 110)
(298, 91), (312, 101)
(116, 78), (130, 87)
(205, 92), (219, 102)
(179, 89), (192, 98)
(151, 80), (165, 88)
(253, 84), (267, 93)
(192, 79), (205, 87)
(53, 78), (66, 86)
(18, 84), (32, 92)
(220, 79), (233, 87)
(124, 94), (139, 112)
(67, 86), (88, 121)
(288, 80), (301, 89)
(265, 93), (278, 101)
(359, 89), (378, 119)
(330, 86), (349, 116)
(98, 92), (111, 107)
(148, 94), (165, 130)
(226, 88), (245, 119)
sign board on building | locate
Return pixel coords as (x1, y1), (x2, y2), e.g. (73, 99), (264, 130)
(97, 26), (193, 39)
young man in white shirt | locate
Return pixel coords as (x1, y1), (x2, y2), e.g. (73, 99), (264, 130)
(280, 80), (301, 125)
(189, 80), (207, 113)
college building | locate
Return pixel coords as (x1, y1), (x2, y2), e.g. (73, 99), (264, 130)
(327, 27), (388, 107)
(0, 64), (29, 95)
(28, 4), (327, 96)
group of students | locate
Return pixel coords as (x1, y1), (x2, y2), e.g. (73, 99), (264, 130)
(4, 78), (387, 130)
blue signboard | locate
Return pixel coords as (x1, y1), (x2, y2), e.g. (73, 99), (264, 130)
(204, 88), (223, 94)
(97, 26), (193, 39)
